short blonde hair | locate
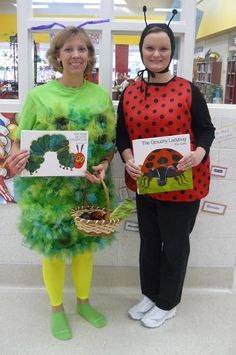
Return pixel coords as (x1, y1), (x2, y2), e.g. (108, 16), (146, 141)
(46, 26), (96, 76)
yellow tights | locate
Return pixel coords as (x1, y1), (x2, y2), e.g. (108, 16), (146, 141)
(42, 251), (93, 307)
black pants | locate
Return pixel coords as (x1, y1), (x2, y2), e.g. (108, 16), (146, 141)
(136, 194), (200, 311)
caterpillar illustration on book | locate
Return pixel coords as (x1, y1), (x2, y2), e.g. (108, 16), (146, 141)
(26, 134), (85, 174)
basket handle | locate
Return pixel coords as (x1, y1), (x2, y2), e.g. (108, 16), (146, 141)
(101, 179), (110, 221)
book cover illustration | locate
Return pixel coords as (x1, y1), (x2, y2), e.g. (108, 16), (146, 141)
(132, 134), (193, 195)
(20, 130), (88, 177)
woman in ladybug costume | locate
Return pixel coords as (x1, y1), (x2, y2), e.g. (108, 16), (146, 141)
(116, 7), (215, 328)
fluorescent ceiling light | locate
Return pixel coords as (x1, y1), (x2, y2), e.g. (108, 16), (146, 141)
(154, 8), (182, 12)
(77, 0), (100, 3)
(33, 0), (95, 2)
(114, 0), (127, 4)
(54, 0), (78, 2)
(33, 4), (49, 8)
(33, 0), (126, 3)
(14, 2), (49, 7)
(33, 0), (53, 2)
(83, 5), (100, 9)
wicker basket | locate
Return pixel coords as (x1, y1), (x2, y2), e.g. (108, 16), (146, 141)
(72, 179), (120, 237)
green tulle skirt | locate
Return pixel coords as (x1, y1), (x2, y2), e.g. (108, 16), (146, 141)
(14, 174), (115, 257)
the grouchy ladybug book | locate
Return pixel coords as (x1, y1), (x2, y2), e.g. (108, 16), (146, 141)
(132, 134), (193, 195)
(20, 130), (88, 177)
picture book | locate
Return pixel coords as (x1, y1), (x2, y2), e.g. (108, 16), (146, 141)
(20, 130), (88, 177)
(132, 134), (193, 195)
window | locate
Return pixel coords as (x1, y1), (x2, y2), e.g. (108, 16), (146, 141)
(0, 3), (18, 99)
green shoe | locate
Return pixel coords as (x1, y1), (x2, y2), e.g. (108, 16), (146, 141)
(51, 311), (72, 341)
(76, 303), (107, 328)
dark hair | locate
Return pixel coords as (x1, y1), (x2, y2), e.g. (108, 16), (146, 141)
(46, 26), (96, 75)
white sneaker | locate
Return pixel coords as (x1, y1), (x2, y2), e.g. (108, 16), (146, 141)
(128, 296), (155, 320)
(141, 305), (176, 328)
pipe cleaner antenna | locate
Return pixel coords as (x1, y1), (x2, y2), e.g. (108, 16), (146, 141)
(167, 9), (178, 27)
(31, 19), (110, 31)
(143, 5), (148, 27)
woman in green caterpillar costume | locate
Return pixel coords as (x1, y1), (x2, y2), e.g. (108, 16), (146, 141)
(11, 26), (116, 341)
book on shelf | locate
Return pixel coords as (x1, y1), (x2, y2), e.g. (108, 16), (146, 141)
(20, 130), (88, 177)
(132, 133), (193, 195)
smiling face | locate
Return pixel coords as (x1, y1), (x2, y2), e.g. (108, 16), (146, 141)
(142, 31), (172, 73)
(57, 35), (89, 78)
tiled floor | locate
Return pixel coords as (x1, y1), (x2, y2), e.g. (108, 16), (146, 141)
(0, 285), (235, 355)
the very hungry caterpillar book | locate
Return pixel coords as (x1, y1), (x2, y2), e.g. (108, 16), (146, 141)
(132, 134), (193, 195)
(20, 130), (88, 177)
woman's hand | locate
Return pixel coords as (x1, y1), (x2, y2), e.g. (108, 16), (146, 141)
(177, 147), (206, 171)
(84, 161), (108, 184)
(5, 150), (29, 178)
(125, 158), (141, 180)
(0, 176), (14, 202)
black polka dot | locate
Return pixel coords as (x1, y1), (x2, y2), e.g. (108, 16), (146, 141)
(158, 157), (168, 164)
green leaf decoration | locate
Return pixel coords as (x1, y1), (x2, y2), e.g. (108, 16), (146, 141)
(110, 199), (135, 221)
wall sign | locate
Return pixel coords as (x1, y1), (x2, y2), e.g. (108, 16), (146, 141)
(211, 165), (227, 177)
(124, 220), (139, 233)
(201, 201), (227, 215)
(215, 126), (236, 142)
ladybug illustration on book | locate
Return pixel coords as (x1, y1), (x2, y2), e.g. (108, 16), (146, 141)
(74, 144), (85, 169)
(140, 148), (188, 188)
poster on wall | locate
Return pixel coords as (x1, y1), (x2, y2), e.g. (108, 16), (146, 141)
(0, 112), (18, 204)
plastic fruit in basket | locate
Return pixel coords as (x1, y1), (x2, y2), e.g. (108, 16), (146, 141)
(80, 211), (107, 220)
